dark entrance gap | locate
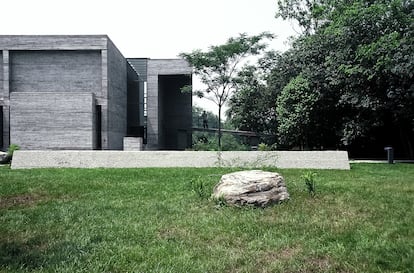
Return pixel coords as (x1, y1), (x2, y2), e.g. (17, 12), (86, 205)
(0, 106), (3, 148)
(95, 105), (102, 150)
(158, 75), (192, 150)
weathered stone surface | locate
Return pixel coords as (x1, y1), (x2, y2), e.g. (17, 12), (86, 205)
(11, 151), (350, 169)
(0, 151), (10, 164)
(212, 170), (289, 207)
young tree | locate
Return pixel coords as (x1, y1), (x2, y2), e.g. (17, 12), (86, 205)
(180, 32), (273, 149)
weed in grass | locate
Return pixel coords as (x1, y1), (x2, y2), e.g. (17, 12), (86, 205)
(301, 171), (317, 197)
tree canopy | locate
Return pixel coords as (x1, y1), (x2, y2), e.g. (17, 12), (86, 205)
(229, 0), (414, 158)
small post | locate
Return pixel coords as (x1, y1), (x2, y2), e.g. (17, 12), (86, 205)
(384, 147), (394, 164)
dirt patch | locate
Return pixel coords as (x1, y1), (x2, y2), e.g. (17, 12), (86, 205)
(0, 193), (48, 209)
(298, 256), (345, 273)
(257, 246), (302, 265)
(279, 246), (302, 260)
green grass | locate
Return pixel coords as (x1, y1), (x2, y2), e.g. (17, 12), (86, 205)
(0, 164), (413, 273)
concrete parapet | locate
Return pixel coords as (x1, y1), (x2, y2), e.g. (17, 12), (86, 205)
(123, 137), (143, 151)
(11, 150), (350, 170)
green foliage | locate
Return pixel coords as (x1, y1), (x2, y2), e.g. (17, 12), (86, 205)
(181, 32), (274, 149)
(257, 143), (278, 151)
(192, 108), (250, 151)
(276, 74), (319, 148)
(228, 59), (279, 144)
(7, 144), (20, 157)
(230, 0), (414, 157)
(192, 132), (250, 151)
(258, 143), (270, 151)
(301, 171), (317, 196)
(192, 106), (219, 128)
(276, 0), (330, 34)
(189, 176), (209, 199)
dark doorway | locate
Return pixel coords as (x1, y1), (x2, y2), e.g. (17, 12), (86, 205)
(158, 75), (192, 150)
(95, 105), (102, 150)
(0, 106), (3, 148)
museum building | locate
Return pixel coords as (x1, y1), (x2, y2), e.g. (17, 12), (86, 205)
(0, 35), (192, 151)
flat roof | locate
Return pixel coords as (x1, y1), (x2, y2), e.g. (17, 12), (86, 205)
(0, 35), (110, 51)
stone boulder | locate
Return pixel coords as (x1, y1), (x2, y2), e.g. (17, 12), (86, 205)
(0, 151), (9, 164)
(212, 170), (289, 207)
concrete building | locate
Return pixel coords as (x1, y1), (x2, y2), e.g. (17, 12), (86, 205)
(0, 35), (192, 151)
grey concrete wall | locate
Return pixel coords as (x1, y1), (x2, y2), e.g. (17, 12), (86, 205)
(0, 51), (3, 95)
(11, 150), (351, 170)
(10, 92), (94, 150)
(9, 50), (101, 94)
(0, 36), (194, 151)
(106, 39), (127, 149)
(0, 35), (108, 50)
(123, 137), (143, 151)
(0, 35), (133, 151)
(146, 59), (192, 149)
(1, 50), (9, 98)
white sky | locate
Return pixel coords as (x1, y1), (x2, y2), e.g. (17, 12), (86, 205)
(0, 0), (296, 113)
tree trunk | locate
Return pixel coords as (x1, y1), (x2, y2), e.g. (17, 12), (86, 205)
(218, 105), (222, 150)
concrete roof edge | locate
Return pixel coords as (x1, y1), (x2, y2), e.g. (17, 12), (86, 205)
(0, 34), (109, 38)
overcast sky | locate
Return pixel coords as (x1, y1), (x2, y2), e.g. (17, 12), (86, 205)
(1, 0), (296, 112)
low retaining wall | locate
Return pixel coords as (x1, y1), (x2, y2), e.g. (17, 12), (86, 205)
(11, 150), (350, 170)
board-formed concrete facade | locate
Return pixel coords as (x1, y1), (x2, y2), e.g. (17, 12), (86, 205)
(0, 35), (192, 151)
(128, 59), (192, 150)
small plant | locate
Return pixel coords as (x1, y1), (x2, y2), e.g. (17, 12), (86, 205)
(301, 171), (317, 196)
(7, 144), (20, 157)
(258, 143), (270, 151)
(189, 176), (209, 199)
(0, 144), (20, 164)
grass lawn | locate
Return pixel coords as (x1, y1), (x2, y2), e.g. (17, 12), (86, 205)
(0, 164), (413, 273)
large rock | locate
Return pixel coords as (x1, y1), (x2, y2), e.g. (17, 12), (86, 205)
(212, 170), (289, 207)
